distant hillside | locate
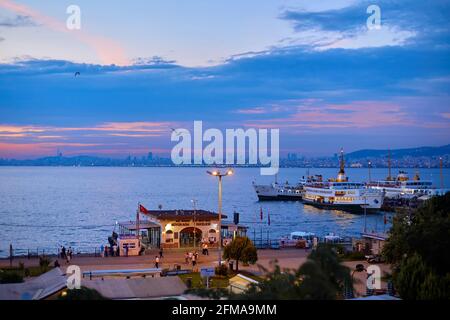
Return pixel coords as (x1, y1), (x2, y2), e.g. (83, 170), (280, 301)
(346, 144), (450, 159)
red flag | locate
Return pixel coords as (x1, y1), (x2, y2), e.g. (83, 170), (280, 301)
(268, 211), (271, 226)
(260, 207), (263, 221)
(139, 204), (149, 214)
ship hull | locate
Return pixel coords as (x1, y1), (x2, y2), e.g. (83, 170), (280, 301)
(257, 194), (302, 201)
(302, 199), (380, 213)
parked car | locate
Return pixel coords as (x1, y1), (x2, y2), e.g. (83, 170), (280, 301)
(365, 254), (385, 264)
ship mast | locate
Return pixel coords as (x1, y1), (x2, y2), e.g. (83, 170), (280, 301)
(387, 149), (392, 181)
(339, 148), (345, 174)
(336, 148), (347, 182)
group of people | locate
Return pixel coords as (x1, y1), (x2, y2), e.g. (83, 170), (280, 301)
(184, 251), (199, 267)
(100, 244), (119, 257)
(59, 246), (73, 263)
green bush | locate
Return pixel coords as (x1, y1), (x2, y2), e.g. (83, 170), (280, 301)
(341, 251), (366, 261)
(0, 271), (24, 284)
(38, 255), (52, 273)
(215, 263), (228, 276)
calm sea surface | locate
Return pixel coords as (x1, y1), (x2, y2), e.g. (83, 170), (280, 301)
(0, 166), (449, 257)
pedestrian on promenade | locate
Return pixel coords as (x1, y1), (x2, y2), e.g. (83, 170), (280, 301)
(205, 243), (209, 256)
(68, 247), (73, 260)
(61, 246), (66, 260)
(66, 251), (71, 264)
(155, 256), (160, 268)
(192, 254), (197, 267)
(124, 244), (129, 257)
(159, 247), (164, 258)
(104, 245), (109, 257)
(185, 252), (189, 265)
(194, 251), (199, 261)
(113, 244), (117, 257)
(100, 244), (104, 257)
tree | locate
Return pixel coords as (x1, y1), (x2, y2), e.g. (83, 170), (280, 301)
(383, 193), (450, 299)
(297, 244), (351, 299)
(223, 236), (257, 272)
(236, 244), (351, 300)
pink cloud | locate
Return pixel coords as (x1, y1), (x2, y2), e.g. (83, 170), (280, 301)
(0, 0), (129, 65)
(244, 100), (417, 130)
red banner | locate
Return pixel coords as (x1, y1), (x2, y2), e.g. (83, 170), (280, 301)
(139, 204), (149, 214)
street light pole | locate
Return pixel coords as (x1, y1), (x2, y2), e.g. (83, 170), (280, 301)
(207, 169), (233, 267)
(191, 199), (198, 249)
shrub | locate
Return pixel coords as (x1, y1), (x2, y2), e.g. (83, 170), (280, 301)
(0, 271), (24, 284)
(215, 263), (228, 276)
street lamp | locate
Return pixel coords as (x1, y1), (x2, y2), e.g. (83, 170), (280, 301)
(191, 199), (198, 249)
(207, 169), (233, 266)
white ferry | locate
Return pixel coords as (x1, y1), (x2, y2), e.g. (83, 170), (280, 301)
(252, 177), (306, 201)
(368, 171), (448, 199)
(302, 149), (384, 213)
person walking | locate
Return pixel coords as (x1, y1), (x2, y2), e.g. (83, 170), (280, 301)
(104, 245), (109, 257)
(185, 252), (189, 265)
(155, 256), (160, 268)
(100, 244), (104, 258)
(124, 244), (129, 257)
(113, 244), (117, 257)
(192, 254), (197, 267)
(205, 243), (209, 256)
(159, 247), (164, 259)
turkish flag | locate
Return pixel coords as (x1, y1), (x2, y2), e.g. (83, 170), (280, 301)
(139, 204), (149, 214)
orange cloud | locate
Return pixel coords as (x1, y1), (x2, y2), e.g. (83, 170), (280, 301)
(0, 0), (129, 65)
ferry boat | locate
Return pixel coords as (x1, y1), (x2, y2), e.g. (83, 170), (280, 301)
(302, 149), (384, 213)
(368, 170), (447, 199)
(252, 177), (306, 201)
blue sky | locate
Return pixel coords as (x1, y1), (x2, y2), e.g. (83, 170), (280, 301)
(0, 0), (449, 158)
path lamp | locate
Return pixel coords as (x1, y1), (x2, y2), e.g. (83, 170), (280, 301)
(206, 169), (233, 266)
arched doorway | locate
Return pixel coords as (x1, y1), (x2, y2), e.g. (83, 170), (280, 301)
(179, 227), (202, 248)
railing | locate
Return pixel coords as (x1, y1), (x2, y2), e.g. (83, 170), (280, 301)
(1, 246), (103, 259)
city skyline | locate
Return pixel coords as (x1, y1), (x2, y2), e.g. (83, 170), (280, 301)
(1, 0), (450, 158)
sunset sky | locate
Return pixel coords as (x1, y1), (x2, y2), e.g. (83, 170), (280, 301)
(0, 0), (449, 158)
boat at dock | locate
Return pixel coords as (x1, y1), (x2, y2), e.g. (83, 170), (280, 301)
(252, 177), (306, 201)
(302, 149), (384, 213)
(368, 170), (448, 199)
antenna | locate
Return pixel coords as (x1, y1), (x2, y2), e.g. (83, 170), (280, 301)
(387, 149), (392, 181)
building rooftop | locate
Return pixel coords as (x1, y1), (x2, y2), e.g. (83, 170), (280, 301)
(143, 209), (227, 220)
